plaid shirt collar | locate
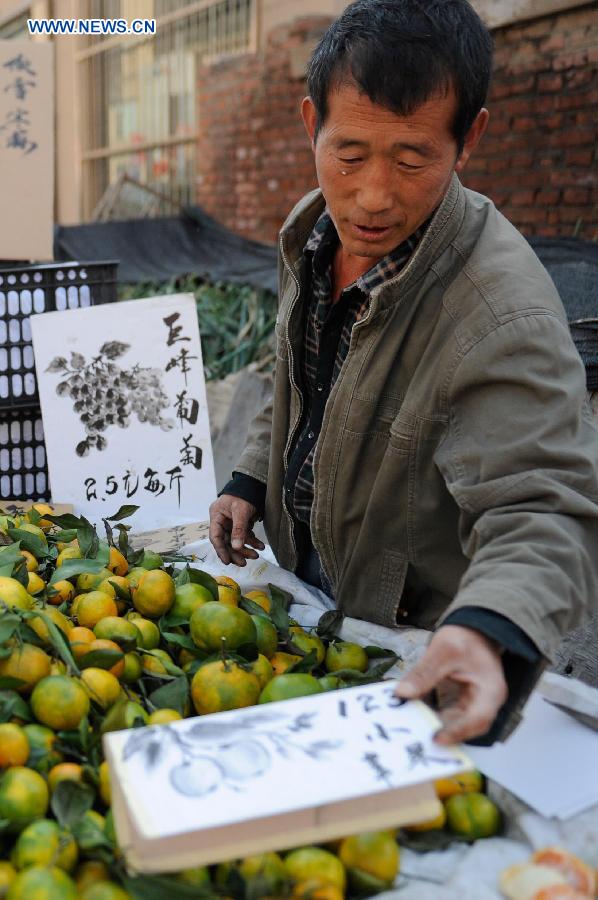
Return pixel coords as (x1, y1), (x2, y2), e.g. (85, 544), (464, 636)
(304, 209), (428, 295)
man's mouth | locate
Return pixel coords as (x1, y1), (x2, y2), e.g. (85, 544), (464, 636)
(350, 223), (394, 241)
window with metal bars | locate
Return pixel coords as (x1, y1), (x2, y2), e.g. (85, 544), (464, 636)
(80, 0), (256, 219)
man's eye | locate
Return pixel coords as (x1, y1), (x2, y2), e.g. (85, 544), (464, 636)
(399, 161), (424, 170)
(339, 158), (361, 164)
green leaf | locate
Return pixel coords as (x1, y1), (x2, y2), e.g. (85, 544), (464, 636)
(0, 676), (26, 690)
(24, 609), (80, 674)
(0, 542), (29, 568)
(396, 828), (460, 852)
(7, 528), (51, 559)
(13, 560), (28, 587)
(323, 668), (388, 686)
(122, 874), (218, 900)
(0, 614), (20, 644)
(158, 612), (189, 630)
(107, 505), (139, 522)
(51, 780), (95, 828)
(175, 566), (190, 586)
(236, 641), (259, 662)
(49, 558), (105, 584)
(368, 658), (400, 678)
(0, 565), (14, 578)
(116, 525), (131, 559)
(0, 646), (14, 660)
(239, 597), (271, 618)
(316, 609), (344, 641)
(268, 593), (290, 637)
(160, 631), (199, 652)
(80, 648), (124, 670)
(142, 649), (185, 677)
(148, 675), (189, 715)
(0, 689), (32, 724)
(364, 645), (400, 660)
(268, 583), (293, 610)
(71, 813), (113, 851)
(47, 529), (78, 544)
(106, 578), (130, 602)
(286, 648), (318, 673)
(44, 513), (89, 530)
(187, 568), (219, 601)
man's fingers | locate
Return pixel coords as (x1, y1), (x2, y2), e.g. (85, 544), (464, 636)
(230, 502), (256, 550)
(394, 659), (444, 700)
(209, 511), (232, 564)
(245, 530), (266, 551)
(434, 697), (499, 745)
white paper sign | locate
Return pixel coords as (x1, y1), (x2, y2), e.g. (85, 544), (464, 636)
(0, 40), (53, 260)
(104, 683), (471, 841)
(31, 294), (216, 530)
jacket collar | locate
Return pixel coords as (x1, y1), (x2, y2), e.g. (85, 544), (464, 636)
(279, 172), (466, 312)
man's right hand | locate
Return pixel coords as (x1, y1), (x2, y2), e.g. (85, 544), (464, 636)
(209, 494), (265, 566)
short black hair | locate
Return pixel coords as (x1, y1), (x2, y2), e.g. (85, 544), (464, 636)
(307, 0), (493, 152)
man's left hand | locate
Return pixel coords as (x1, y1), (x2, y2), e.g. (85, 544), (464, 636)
(394, 625), (508, 745)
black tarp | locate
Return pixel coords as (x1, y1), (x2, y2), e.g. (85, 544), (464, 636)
(54, 209), (597, 355)
(54, 204), (278, 294)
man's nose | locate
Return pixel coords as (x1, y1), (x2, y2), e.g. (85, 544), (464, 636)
(355, 164), (395, 214)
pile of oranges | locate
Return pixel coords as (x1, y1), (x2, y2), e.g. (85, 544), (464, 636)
(0, 503), (509, 899)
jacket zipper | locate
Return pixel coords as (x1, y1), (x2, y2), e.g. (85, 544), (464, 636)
(279, 233), (303, 560)
(311, 298), (379, 595)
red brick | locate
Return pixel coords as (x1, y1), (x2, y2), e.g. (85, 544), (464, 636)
(511, 190), (536, 206)
(550, 169), (598, 188)
(540, 33), (566, 53)
(491, 76), (536, 99)
(512, 116), (537, 132)
(488, 157), (509, 173)
(538, 73), (564, 93)
(553, 50), (590, 71)
(536, 189), (561, 206)
(548, 129), (595, 148)
(564, 69), (594, 88)
(516, 207), (548, 224)
(543, 114), (565, 129)
(563, 188), (590, 204)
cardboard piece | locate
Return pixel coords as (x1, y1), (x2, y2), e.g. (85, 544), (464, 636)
(103, 683), (472, 873)
(0, 500), (73, 515)
(0, 40), (54, 260)
(469, 691), (598, 820)
(30, 293), (216, 532)
(131, 521), (210, 553)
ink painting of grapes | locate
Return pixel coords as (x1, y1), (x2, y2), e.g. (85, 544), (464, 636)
(46, 342), (175, 457)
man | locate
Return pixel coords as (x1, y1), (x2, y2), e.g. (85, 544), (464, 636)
(209, 0), (598, 745)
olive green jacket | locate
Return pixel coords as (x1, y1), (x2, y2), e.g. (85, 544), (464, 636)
(236, 174), (598, 668)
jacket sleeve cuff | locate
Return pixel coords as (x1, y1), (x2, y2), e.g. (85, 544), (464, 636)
(441, 607), (541, 663)
(439, 606), (544, 746)
(219, 472), (267, 518)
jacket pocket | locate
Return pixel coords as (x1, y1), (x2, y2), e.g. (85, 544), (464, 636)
(375, 549), (408, 627)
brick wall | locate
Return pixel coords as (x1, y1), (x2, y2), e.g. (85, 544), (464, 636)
(197, 6), (597, 246)
(196, 18), (328, 246)
(462, 4), (597, 240)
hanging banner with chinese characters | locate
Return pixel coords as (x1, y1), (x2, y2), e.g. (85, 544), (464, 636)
(0, 40), (53, 260)
(30, 293), (216, 530)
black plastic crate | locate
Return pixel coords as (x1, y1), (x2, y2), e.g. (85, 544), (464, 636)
(0, 260), (119, 409)
(0, 407), (50, 502)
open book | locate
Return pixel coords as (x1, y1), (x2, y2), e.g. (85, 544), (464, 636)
(103, 681), (472, 873)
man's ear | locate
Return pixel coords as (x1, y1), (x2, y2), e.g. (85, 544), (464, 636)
(455, 107), (489, 173)
(301, 96), (318, 151)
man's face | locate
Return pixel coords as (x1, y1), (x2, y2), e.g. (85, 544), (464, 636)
(302, 82), (486, 262)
